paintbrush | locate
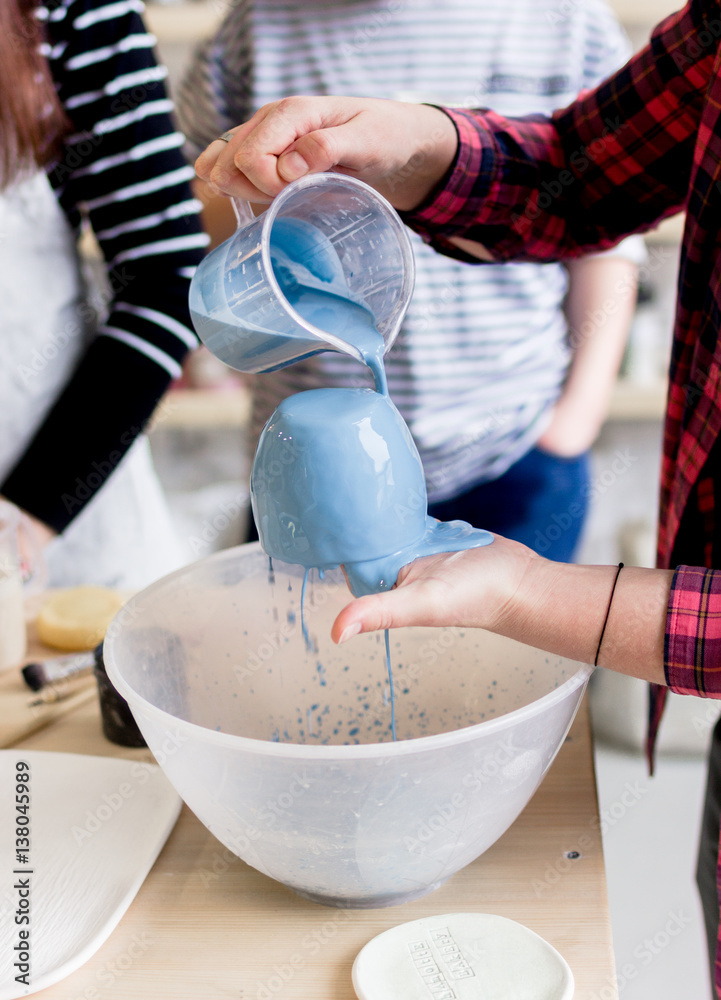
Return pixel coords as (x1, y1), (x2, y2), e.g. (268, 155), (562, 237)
(22, 650), (96, 691)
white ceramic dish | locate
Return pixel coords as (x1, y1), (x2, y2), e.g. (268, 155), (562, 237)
(352, 912), (574, 1000)
(0, 750), (181, 999)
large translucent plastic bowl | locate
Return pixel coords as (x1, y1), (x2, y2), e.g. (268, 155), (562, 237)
(104, 544), (592, 908)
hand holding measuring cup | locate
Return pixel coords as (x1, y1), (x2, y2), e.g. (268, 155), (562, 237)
(195, 95), (458, 210)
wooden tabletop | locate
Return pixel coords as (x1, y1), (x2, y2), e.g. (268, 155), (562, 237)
(3, 623), (618, 1000)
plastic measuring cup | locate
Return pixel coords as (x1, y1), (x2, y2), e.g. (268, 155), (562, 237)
(189, 173), (415, 374)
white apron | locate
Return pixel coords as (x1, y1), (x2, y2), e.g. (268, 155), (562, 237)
(0, 171), (186, 589)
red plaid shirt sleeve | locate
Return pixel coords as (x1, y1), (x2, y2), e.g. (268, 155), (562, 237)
(666, 567), (721, 697)
(401, 0), (721, 987)
(405, 0), (715, 263)
(404, 0), (721, 709)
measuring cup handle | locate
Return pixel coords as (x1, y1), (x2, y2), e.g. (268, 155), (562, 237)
(231, 198), (256, 229)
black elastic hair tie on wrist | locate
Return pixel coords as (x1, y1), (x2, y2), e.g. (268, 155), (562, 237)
(594, 562), (624, 667)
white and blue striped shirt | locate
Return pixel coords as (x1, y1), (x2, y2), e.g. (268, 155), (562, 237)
(178, 0), (644, 501)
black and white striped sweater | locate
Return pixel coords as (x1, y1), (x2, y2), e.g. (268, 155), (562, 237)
(1, 0), (207, 531)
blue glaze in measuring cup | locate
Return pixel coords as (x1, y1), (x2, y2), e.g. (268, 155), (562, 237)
(269, 218), (388, 394)
(188, 174), (415, 374)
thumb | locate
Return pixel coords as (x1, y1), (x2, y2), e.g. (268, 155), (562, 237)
(331, 581), (436, 644)
(277, 126), (349, 182)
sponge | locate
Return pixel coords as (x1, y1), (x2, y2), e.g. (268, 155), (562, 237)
(36, 586), (125, 651)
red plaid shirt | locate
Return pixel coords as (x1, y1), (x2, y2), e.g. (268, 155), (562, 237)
(406, 0), (721, 721)
(404, 0), (721, 987)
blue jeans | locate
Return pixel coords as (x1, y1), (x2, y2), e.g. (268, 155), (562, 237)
(428, 446), (591, 563)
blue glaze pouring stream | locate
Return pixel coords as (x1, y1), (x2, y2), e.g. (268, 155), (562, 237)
(252, 216), (494, 741)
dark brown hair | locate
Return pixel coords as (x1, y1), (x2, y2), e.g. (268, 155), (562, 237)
(0, 0), (70, 188)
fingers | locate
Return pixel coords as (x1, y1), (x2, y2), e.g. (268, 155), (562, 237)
(194, 98), (351, 199)
(330, 546), (510, 644)
(192, 96), (456, 211)
(331, 594), (395, 645)
(276, 121), (362, 179)
(194, 96), (388, 201)
(331, 581), (437, 644)
(194, 119), (253, 183)
(195, 107), (279, 201)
